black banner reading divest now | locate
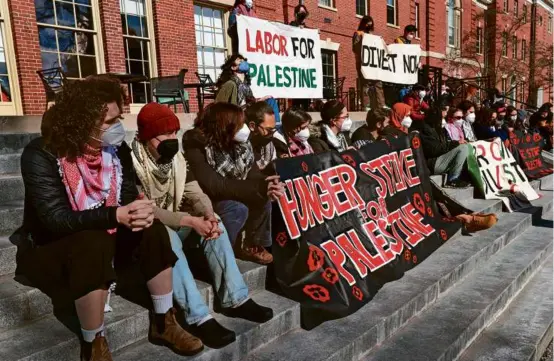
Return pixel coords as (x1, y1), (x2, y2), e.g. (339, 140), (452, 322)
(271, 134), (461, 328)
(509, 130), (553, 180)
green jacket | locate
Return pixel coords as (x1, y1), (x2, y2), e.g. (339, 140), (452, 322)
(215, 80), (238, 105)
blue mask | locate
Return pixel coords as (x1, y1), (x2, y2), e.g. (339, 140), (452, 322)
(100, 122), (125, 147)
(238, 61), (250, 74)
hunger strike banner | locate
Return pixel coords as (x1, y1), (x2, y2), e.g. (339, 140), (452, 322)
(469, 138), (539, 212)
(271, 134), (460, 328)
(509, 131), (553, 180)
(237, 16), (323, 99)
(360, 34), (421, 84)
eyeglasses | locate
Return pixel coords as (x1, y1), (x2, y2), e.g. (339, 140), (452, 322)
(258, 125), (277, 134)
(453, 116), (463, 120)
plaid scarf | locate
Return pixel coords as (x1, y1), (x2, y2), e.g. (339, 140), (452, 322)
(58, 145), (122, 232)
(322, 124), (349, 152)
(462, 120), (477, 142)
(206, 142), (254, 180)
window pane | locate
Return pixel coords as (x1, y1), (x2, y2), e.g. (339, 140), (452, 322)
(55, 1), (76, 27)
(79, 55), (96, 76)
(57, 30), (76, 53)
(0, 76), (11, 101)
(203, 48), (214, 67)
(75, 0), (91, 4)
(214, 29), (224, 48)
(141, 40), (149, 61)
(39, 27), (57, 51)
(140, 16), (148, 37)
(194, 6), (202, 26)
(127, 15), (142, 37)
(41, 52), (59, 70)
(202, 7), (213, 28)
(213, 10), (222, 28)
(387, 6), (395, 24)
(203, 30), (213, 47)
(143, 60), (150, 78)
(121, 14), (127, 34)
(76, 31), (94, 54)
(76, 5), (93, 30)
(214, 49), (225, 66)
(126, 38), (142, 60)
(35, 0), (56, 24)
(129, 60), (144, 75)
(60, 54), (79, 77)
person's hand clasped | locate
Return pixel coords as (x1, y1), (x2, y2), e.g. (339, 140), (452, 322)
(191, 217), (216, 240)
(116, 199), (155, 232)
(204, 213), (223, 240)
(266, 175), (285, 201)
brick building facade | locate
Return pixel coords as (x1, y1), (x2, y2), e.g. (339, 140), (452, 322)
(0, 0), (551, 116)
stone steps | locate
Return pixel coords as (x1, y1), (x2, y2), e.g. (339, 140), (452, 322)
(458, 256), (553, 361)
(243, 210), (538, 361)
(0, 174), (24, 204)
(361, 212), (553, 361)
(0, 154), (21, 175)
(114, 291), (300, 361)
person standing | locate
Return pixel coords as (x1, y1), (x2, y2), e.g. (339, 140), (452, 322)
(394, 24), (417, 44)
(353, 16), (386, 110)
(228, 0), (258, 54)
(290, 4), (311, 111)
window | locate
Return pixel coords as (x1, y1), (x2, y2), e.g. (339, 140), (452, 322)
(476, 27), (483, 54)
(502, 32), (507, 57)
(387, 0), (397, 25)
(321, 49), (337, 99)
(356, 0), (368, 16)
(522, 39), (526, 61)
(121, 0), (153, 104)
(512, 36), (517, 58)
(447, 0), (461, 48)
(502, 78), (507, 94)
(35, 0), (100, 78)
(0, 0), (19, 114)
(194, 5), (226, 84)
(415, 3), (420, 38)
(549, 16), (552, 33)
(503, 0), (508, 13)
(318, 0), (335, 8)
(539, 16), (543, 26)
(513, 0), (518, 17)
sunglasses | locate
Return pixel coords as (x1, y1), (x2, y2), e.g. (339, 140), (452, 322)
(453, 116), (463, 120)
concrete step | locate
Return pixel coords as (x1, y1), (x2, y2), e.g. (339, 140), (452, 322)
(0, 154), (21, 174)
(362, 214), (553, 361)
(458, 256), (553, 361)
(459, 198), (503, 215)
(0, 237), (16, 277)
(0, 200), (23, 236)
(0, 133), (39, 155)
(0, 174), (24, 203)
(114, 291), (300, 361)
(0, 259), (266, 330)
(243, 211), (534, 361)
(0, 296), (148, 361)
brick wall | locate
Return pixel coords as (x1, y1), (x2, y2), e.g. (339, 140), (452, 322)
(99, 0), (126, 73)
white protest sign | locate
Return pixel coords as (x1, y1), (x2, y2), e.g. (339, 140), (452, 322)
(471, 138), (539, 212)
(360, 34), (421, 85)
(237, 16), (323, 99)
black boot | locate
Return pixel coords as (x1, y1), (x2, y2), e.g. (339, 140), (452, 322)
(222, 299), (273, 323)
(188, 318), (236, 349)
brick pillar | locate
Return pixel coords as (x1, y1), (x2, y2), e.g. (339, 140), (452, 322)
(152, 0), (198, 112)
(99, 0), (126, 73)
(8, 0), (44, 115)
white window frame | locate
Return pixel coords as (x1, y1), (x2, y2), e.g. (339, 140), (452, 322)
(447, 0), (461, 48)
(387, 0), (398, 26)
(36, 0), (105, 79)
(0, 0), (21, 115)
(503, 0), (509, 13)
(120, 0), (157, 108)
(318, 0), (336, 10)
(356, 0), (368, 17)
(476, 26), (483, 54)
(415, 3), (420, 38)
(194, 3), (228, 84)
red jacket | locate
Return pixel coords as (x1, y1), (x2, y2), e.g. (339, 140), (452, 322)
(403, 93), (429, 122)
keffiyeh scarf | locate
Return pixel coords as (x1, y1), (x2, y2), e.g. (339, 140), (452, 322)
(323, 124), (349, 152)
(206, 142), (255, 180)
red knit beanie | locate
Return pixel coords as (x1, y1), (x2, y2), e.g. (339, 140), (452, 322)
(137, 102), (180, 141)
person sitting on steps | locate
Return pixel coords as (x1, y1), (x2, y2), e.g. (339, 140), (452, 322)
(131, 103), (274, 349)
(18, 76), (203, 361)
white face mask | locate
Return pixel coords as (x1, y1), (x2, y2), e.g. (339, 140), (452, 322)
(100, 122), (125, 147)
(441, 118), (447, 128)
(295, 128), (310, 142)
(401, 116), (413, 128)
(454, 119), (464, 127)
(244, 0), (253, 8)
(233, 123), (251, 143)
(407, 34), (415, 41)
(510, 115), (517, 121)
(466, 113), (476, 123)
(340, 117), (353, 132)
(419, 90), (426, 99)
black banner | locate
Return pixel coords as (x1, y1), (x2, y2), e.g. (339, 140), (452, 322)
(271, 134), (461, 328)
(509, 131), (553, 180)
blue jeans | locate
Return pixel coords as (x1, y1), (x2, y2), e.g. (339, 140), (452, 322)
(167, 225), (249, 324)
(215, 200), (272, 247)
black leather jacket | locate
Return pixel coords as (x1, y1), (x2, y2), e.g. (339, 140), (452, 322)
(21, 137), (138, 246)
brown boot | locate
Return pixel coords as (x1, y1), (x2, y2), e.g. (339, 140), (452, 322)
(81, 333), (113, 361)
(458, 213), (498, 233)
(149, 308), (204, 356)
(236, 245), (273, 265)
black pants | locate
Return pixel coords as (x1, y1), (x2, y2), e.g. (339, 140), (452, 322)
(19, 221), (177, 300)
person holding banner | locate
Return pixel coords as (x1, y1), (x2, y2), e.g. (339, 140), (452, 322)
(353, 16), (385, 111)
(308, 100), (352, 153)
(228, 0), (258, 54)
(394, 24), (417, 44)
(289, 4), (309, 28)
(183, 103), (284, 264)
(273, 107), (314, 158)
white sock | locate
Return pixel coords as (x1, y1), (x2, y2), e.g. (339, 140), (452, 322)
(232, 298), (249, 308)
(81, 324), (104, 343)
(196, 314), (213, 326)
(151, 291), (173, 314)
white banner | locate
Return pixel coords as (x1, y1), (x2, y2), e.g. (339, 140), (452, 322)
(471, 138), (539, 212)
(237, 16), (323, 99)
(360, 34), (421, 85)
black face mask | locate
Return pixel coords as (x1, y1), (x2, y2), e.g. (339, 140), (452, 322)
(297, 12), (307, 21)
(366, 24), (374, 32)
(250, 132), (273, 147)
(497, 115), (506, 121)
(156, 139), (179, 164)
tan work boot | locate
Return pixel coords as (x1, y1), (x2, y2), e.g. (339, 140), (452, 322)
(236, 245), (273, 265)
(81, 333), (113, 361)
(457, 213), (498, 233)
(149, 308), (204, 356)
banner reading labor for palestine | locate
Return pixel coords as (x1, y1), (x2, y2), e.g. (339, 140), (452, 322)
(237, 16), (323, 99)
(509, 130), (554, 180)
(468, 138), (539, 212)
(360, 34), (421, 84)
(271, 134), (460, 328)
